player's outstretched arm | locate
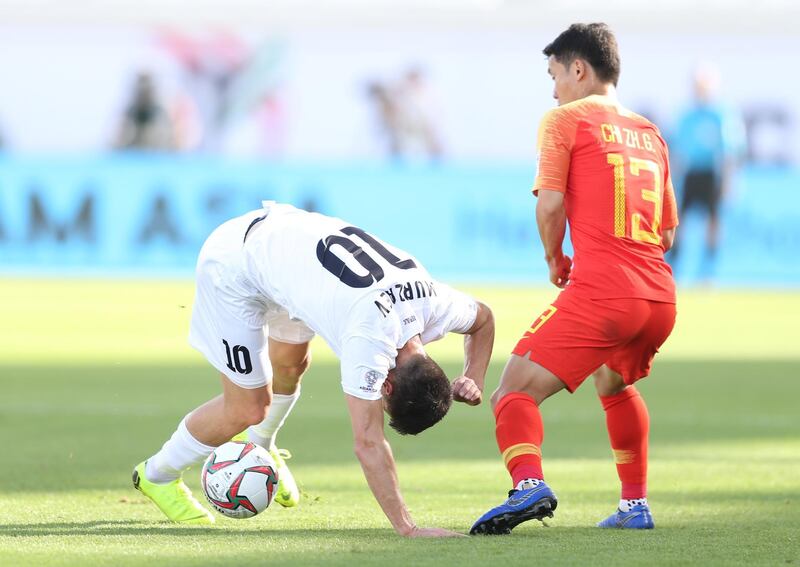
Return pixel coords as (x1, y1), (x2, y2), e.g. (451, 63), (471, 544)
(345, 394), (465, 538)
(452, 301), (495, 406)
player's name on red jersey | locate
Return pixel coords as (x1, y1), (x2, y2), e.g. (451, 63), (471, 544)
(599, 123), (657, 153)
(533, 95), (678, 303)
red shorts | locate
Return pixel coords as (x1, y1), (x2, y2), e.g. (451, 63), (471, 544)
(511, 288), (676, 392)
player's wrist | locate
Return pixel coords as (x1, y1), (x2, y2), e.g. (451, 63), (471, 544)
(544, 251), (564, 263)
(395, 521), (417, 536)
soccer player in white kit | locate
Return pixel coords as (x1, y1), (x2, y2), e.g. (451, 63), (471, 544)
(133, 202), (495, 537)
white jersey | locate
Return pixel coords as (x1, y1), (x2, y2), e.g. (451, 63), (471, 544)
(189, 201), (478, 400)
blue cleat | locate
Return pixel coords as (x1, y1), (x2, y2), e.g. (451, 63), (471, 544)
(470, 482), (558, 535)
(597, 504), (655, 529)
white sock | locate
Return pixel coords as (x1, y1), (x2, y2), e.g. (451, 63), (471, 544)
(248, 388), (301, 450)
(515, 478), (543, 491)
(619, 497), (648, 512)
(145, 417), (215, 484)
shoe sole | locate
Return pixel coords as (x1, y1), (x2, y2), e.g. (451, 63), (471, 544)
(470, 496), (557, 535)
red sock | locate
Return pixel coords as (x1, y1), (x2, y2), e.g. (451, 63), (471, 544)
(494, 392), (544, 486)
(600, 386), (649, 499)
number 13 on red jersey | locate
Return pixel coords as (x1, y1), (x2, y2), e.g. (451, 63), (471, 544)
(607, 153), (662, 245)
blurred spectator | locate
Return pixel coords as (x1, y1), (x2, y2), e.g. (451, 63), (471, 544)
(115, 72), (175, 151)
(394, 68), (444, 159)
(159, 31), (247, 153)
(365, 67), (444, 161)
(669, 64), (746, 280)
(366, 81), (402, 157)
(159, 31), (288, 156)
(221, 88), (288, 158)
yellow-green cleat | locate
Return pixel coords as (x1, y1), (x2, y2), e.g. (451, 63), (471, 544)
(231, 430), (248, 443)
(132, 461), (215, 525)
(270, 447), (300, 507)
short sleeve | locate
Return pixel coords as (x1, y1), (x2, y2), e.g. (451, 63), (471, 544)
(419, 284), (479, 344)
(532, 108), (575, 196)
(339, 336), (393, 401)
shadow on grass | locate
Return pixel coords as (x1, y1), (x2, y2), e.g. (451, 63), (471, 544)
(0, 521), (717, 546)
(0, 520), (392, 539)
(0, 519), (684, 538)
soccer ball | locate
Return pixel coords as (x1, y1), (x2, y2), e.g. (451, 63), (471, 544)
(201, 441), (279, 519)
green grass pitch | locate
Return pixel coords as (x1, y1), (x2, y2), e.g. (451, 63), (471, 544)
(0, 279), (798, 566)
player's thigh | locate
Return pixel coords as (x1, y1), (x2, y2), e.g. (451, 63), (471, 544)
(265, 310), (315, 392)
(492, 354), (566, 407)
(606, 301), (676, 386)
(509, 293), (631, 394)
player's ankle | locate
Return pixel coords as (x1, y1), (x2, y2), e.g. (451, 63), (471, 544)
(619, 497), (648, 512)
(144, 460), (180, 485)
(515, 478), (543, 491)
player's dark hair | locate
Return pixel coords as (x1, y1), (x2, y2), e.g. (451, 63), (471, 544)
(387, 354), (452, 436)
(543, 23), (621, 86)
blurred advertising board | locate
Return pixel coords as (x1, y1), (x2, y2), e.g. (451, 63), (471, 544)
(0, 156), (798, 285)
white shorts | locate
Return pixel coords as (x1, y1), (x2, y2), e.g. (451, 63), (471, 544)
(188, 212), (316, 389)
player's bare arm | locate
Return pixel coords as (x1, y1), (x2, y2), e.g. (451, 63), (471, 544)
(536, 188), (572, 288)
(662, 227), (676, 251)
(452, 301), (494, 406)
(345, 395), (464, 538)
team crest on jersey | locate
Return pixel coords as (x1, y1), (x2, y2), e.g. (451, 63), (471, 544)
(359, 370), (383, 393)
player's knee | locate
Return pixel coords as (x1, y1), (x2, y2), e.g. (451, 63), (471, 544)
(490, 384), (539, 407)
(276, 359), (310, 381)
(593, 367), (626, 397)
(238, 403), (270, 428)
(225, 390), (272, 429)
(273, 355), (311, 387)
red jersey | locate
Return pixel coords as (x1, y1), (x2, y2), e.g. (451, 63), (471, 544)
(533, 95), (679, 302)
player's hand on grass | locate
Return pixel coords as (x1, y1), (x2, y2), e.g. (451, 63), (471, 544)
(405, 526), (467, 538)
(547, 254), (572, 288)
(451, 376), (482, 405)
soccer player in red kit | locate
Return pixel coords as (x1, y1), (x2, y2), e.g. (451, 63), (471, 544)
(471, 23), (678, 534)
